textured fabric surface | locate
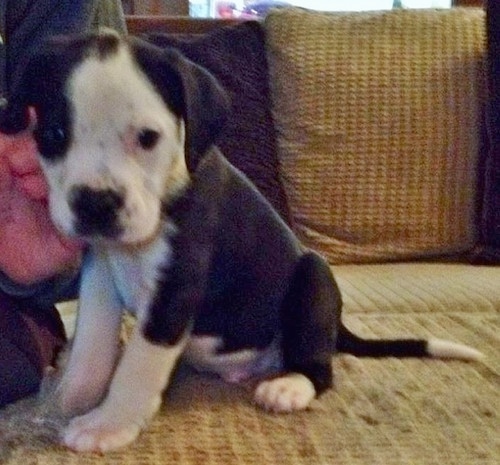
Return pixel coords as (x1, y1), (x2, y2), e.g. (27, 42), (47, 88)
(265, 8), (486, 264)
(0, 263), (498, 464)
(144, 22), (292, 225)
(334, 262), (500, 315)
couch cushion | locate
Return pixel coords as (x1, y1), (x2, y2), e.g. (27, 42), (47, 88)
(143, 22), (292, 225)
(265, 8), (486, 264)
(333, 262), (500, 316)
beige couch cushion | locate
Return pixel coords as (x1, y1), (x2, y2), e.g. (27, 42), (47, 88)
(333, 262), (500, 316)
(265, 8), (486, 264)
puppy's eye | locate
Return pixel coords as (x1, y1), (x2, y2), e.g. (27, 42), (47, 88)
(137, 128), (160, 150)
(34, 125), (68, 160)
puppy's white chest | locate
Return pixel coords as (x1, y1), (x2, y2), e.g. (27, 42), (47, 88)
(105, 235), (172, 315)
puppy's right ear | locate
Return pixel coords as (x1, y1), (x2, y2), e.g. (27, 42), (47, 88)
(0, 59), (38, 134)
(131, 39), (230, 171)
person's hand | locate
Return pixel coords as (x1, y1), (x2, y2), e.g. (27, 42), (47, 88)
(0, 131), (83, 285)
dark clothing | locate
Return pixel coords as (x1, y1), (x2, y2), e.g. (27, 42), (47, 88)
(0, 0), (126, 107)
(0, 291), (65, 407)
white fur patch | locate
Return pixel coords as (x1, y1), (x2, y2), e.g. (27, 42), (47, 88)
(184, 336), (282, 384)
(254, 374), (316, 413)
(105, 229), (174, 317)
(426, 338), (484, 361)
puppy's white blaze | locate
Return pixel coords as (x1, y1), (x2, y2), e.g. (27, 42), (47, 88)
(69, 45), (174, 143)
(45, 40), (188, 244)
(426, 338), (485, 361)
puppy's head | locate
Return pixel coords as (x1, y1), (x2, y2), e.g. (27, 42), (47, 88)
(0, 30), (229, 245)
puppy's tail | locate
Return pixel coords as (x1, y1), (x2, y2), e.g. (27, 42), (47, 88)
(336, 324), (484, 361)
(290, 251), (484, 362)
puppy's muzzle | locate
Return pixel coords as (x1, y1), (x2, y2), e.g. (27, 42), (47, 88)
(69, 185), (125, 238)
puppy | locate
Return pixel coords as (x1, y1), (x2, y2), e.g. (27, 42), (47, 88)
(0, 31), (483, 453)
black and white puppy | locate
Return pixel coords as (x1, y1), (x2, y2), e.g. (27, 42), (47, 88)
(0, 31), (483, 453)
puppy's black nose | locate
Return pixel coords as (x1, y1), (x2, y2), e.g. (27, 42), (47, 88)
(70, 185), (125, 237)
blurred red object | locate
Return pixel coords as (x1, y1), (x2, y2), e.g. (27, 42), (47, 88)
(215, 1), (292, 19)
(215, 1), (238, 18)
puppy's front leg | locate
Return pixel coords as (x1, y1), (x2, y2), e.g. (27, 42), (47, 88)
(62, 323), (186, 453)
(58, 252), (123, 416)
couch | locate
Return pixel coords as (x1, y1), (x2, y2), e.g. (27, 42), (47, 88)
(0, 6), (498, 465)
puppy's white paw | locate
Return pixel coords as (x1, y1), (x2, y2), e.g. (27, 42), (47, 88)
(62, 407), (141, 453)
(254, 373), (316, 413)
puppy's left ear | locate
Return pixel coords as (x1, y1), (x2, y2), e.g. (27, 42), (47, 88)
(133, 41), (230, 171)
(169, 49), (230, 170)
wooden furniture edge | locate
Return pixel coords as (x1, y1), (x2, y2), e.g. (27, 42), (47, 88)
(126, 16), (243, 35)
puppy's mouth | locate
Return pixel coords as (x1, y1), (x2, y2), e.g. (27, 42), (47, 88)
(73, 219), (124, 242)
(70, 218), (162, 248)
(65, 185), (161, 247)
(68, 226), (163, 253)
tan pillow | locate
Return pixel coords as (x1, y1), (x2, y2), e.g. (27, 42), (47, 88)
(265, 8), (486, 264)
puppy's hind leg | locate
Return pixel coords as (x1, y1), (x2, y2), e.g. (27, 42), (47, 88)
(254, 252), (340, 413)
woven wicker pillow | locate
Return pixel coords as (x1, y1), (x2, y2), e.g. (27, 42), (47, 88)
(265, 8), (486, 264)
